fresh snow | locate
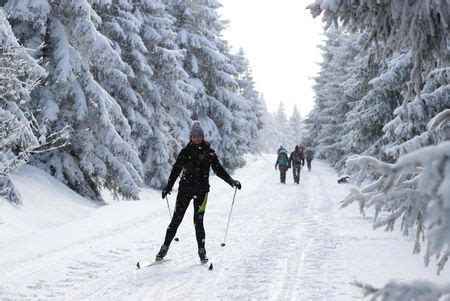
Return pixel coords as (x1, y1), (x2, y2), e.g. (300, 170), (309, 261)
(0, 166), (97, 240)
(1, 155), (449, 300)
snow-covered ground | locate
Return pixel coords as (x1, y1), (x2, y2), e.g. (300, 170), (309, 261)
(1, 155), (448, 300)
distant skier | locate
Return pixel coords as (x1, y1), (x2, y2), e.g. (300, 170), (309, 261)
(289, 145), (305, 184)
(305, 148), (314, 172)
(275, 146), (290, 184)
(156, 121), (241, 263)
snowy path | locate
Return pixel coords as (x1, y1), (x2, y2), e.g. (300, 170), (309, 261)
(0, 155), (448, 300)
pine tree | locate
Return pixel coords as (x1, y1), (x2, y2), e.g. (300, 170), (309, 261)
(93, 0), (152, 151)
(2, 0), (268, 202)
(93, 0), (196, 188)
(308, 0), (449, 96)
(371, 51), (414, 159)
(309, 0), (449, 161)
(230, 48), (261, 154)
(289, 105), (302, 146)
(274, 101), (292, 149)
(258, 94), (281, 153)
(383, 66), (450, 158)
(135, 0), (196, 187)
(308, 0), (450, 288)
(168, 0), (251, 169)
(4, 0), (143, 202)
(0, 9), (47, 204)
(338, 32), (399, 164)
(306, 29), (353, 166)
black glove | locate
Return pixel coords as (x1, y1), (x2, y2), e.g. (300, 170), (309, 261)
(231, 180), (242, 190)
(162, 186), (172, 199)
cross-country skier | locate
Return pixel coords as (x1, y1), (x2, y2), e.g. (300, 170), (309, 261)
(275, 146), (290, 184)
(156, 121), (242, 263)
(305, 148), (314, 172)
(288, 145), (305, 184)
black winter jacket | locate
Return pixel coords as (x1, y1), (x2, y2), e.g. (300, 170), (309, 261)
(289, 150), (305, 166)
(166, 141), (234, 193)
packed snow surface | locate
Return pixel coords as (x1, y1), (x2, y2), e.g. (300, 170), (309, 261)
(1, 155), (448, 300)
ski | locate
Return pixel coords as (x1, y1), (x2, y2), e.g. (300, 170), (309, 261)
(136, 258), (170, 269)
(201, 261), (214, 271)
(136, 258), (212, 270)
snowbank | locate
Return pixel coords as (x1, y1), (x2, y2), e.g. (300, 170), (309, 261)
(0, 165), (97, 239)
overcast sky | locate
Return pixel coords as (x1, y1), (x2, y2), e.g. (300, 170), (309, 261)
(219, 1), (325, 117)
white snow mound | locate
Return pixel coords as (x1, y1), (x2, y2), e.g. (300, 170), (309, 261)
(0, 165), (97, 239)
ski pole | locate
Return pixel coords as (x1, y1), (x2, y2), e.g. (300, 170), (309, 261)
(165, 196), (179, 242)
(221, 187), (238, 247)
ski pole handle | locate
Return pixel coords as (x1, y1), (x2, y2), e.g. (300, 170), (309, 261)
(221, 187), (238, 247)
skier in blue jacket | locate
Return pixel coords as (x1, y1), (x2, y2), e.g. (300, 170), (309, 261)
(275, 146), (290, 184)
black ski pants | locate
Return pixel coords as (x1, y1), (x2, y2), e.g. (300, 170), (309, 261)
(306, 159), (312, 172)
(292, 163), (301, 183)
(163, 190), (208, 249)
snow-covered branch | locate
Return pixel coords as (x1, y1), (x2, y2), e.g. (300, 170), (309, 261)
(344, 139), (450, 274)
(0, 9), (67, 204)
(355, 280), (450, 301)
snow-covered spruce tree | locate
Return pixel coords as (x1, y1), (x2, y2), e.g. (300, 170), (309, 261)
(216, 41), (256, 168)
(306, 29), (402, 168)
(309, 0), (449, 162)
(92, 0), (152, 151)
(362, 51), (413, 161)
(338, 33), (405, 166)
(311, 1), (448, 143)
(168, 0), (250, 170)
(0, 9), (47, 204)
(231, 48), (263, 154)
(289, 105), (302, 146)
(303, 116), (319, 150)
(4, 0), (143, 201)
(312, 31), (348, 164)
(309, 0), (450, 295)
(258, 95), (282, 153)
(136, 0), (195, 147)
(133, 0), (196, 187)
(93, 0), (194, 188)
(306, 29), (354, 166)
(236, 49), (265, 133)
(273, 101), (293, 150)
(307, 0), (449, 96)
(383, 65), (450, 158)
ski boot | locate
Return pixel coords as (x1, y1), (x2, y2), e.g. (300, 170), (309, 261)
(198, 247), (208, 264)
(155, 244), (169, 261)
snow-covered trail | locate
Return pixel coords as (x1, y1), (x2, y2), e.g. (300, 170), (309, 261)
(0, 155), (447, 300)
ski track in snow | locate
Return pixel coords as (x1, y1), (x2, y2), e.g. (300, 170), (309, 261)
(1, 155), (449, 300)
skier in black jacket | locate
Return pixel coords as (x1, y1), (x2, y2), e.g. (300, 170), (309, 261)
(156, 121), (242, 263)
(289, 145), (305, 184)
(305, 149), (314, 172)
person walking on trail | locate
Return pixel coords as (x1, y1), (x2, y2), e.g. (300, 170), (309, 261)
(275, 146), (290, 184)
(157, 121), (242, 263)
(289, 145), (305, 184)
(305, 148), (314, 172)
